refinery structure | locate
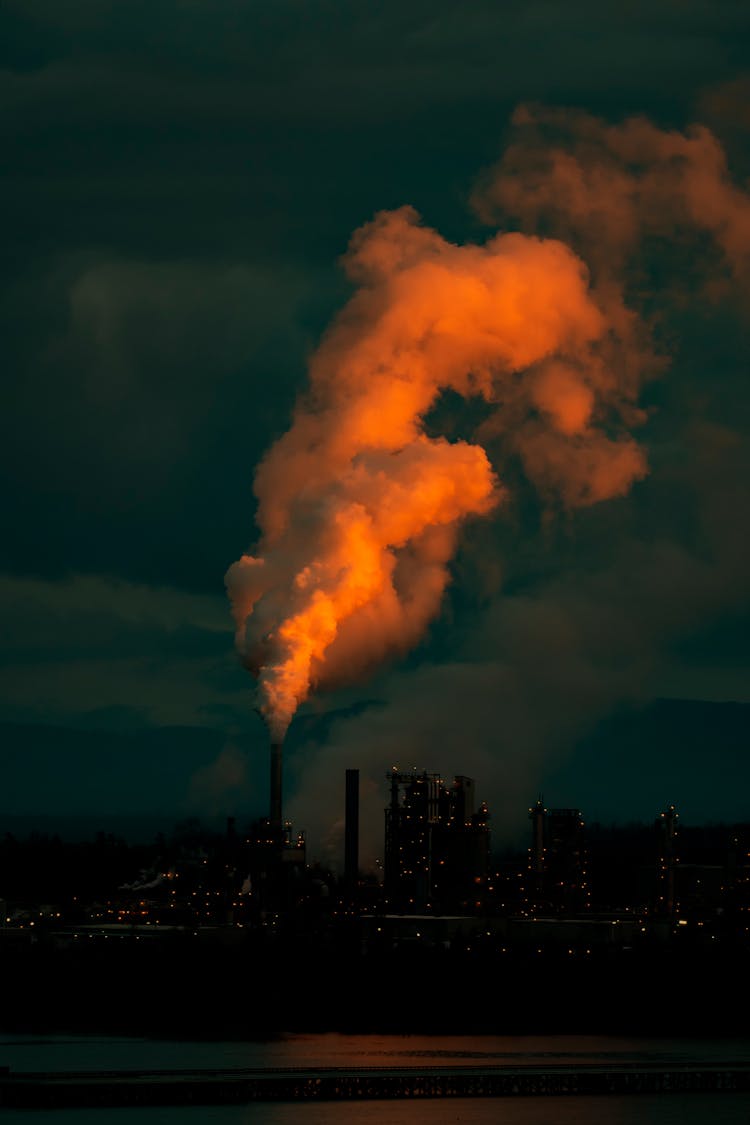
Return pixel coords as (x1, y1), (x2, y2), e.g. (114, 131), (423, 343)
(384, 770), (490, 913)
(219, 741), (748, 948)
(5, 739), (750, 960)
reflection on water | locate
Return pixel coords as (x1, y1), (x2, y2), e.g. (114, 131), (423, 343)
(2, 1031), (750, 1073)
(1, 1034), (750, 1125)
(3, 1095), (750, 1125)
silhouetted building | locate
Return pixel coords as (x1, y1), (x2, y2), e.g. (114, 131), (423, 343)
(726, 829), (750, 920)
(269, 742), (283, 829)
(384, 770), (490, 912)
(344, 769), (359, 899)
(655, 805), (679, 916)
(525, 800), (589, 914)
(242, 817), (306, 915)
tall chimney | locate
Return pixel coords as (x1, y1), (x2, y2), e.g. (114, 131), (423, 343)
(270, 741), (283, 829)
(345, 768), (360, 894)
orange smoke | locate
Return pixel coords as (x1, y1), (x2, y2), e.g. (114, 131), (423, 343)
(226, 203), (651, 741)
(469, 104), (750, 505)
(472, 104), (750, 290)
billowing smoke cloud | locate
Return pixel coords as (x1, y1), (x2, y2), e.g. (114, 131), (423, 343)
(470, 106), (750, 511)
(274, 105), (750, 861)
(226, 197), (653, 740)
(472, 104), (750, 291)
(227, 105), (749, 743)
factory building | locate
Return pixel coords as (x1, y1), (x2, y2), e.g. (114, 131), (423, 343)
(242, 817), (306, 915)
(525, 800), (589, 914)
(384, 770), (490, 913)
(654, 804), (679, 916)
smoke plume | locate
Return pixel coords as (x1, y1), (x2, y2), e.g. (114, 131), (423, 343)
(227, 106), (750, 740)
(472, 104), (750, 293)
(227, 195), (653, 739)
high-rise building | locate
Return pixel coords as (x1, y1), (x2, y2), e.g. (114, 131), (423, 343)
(344, 768), (360, 900)
(655, 804), (679, 916)
(524, 800), (589, 914)
(384, 770), (490, 912)
(242, 817), (306, 915)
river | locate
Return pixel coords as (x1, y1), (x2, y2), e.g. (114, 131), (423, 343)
(2, 1033), (749, 1123)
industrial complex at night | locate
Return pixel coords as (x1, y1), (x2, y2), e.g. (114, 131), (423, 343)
(3, 756), (750, 1041)
(3, 757), (750, 953)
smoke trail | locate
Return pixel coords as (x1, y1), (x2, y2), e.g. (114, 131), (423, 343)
(468, 105), (750, 505)
(472, 104), (750, 291)
(226, 203), (649, 740)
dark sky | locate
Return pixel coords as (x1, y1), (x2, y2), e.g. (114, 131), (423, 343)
(2, 1), (749, 862)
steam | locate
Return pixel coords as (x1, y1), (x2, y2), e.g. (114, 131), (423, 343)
(227, 199), (650, 740)
(227, 106), (750, 740)
(469, 105), (750, 505)
(472, 104), (750, 292)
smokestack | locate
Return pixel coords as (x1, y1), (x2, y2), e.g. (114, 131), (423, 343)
(345, 768), (359, 894)
(270, 741), (283, 830)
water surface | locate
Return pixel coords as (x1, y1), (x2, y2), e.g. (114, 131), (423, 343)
(2, 1033), (749, 1124)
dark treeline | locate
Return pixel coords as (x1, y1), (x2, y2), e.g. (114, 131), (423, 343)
(1, 816), (748, 908)
(0, 819), (223, 904)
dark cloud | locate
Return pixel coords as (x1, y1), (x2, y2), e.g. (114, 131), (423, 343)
(0, 255), (326, 586)
(1, 0), (748, 840)
(0, 573), (250, 728)
(0, 720), (242, 821)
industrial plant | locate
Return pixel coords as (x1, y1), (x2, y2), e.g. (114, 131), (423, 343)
(3, 748), (748, 953)
(3, 750), (750, 1040)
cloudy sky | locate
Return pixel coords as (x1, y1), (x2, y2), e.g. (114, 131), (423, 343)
(2, 1), (749, 861)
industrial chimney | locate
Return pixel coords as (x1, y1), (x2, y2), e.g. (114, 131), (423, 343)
(270, 741), (283, 830)
(345, 768), (360, 895)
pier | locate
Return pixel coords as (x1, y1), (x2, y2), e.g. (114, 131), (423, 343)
(2, 1063), (750, 1107)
